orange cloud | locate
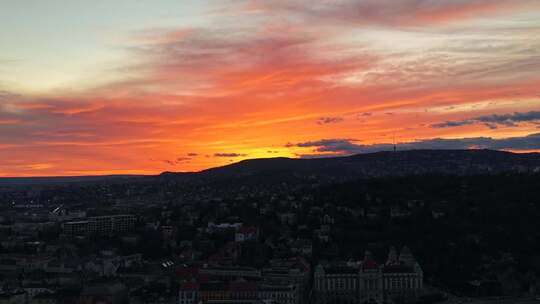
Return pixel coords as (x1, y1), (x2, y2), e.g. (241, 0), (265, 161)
(0, 119), (20, 125)
(1, 1), (540, 176)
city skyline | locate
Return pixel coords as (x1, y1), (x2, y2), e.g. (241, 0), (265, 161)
(2, 0), (540, 176)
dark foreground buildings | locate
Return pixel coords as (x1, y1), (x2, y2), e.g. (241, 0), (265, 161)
(314, 247), (423, 304)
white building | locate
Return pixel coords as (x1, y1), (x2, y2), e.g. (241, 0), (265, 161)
(314, 246), (423, 304)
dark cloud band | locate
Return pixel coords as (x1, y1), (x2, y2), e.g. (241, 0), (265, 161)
(288, 133), (540, 158)
(214, 153), (247, 157)
(432, 111), (540, 129)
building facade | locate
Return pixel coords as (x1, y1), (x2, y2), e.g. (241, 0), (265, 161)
(178, 279), (300, 304)
(314, 246), (423, 304)
(262, 257), (310, 304)
(62, 214), (135, 236)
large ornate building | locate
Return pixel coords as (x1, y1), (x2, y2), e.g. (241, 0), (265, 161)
(314, 246), (423, 304)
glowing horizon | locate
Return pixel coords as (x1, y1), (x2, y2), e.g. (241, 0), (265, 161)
(1, 0), (540, 177)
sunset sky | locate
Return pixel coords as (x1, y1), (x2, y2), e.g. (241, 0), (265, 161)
(1, 0), (540, 176)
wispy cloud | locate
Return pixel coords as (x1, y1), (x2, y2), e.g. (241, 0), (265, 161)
(0, 90), (19, 101)
(317, 116), (344, 125)
(433, 111), (540, 129)
(1, 1), (540, 175)
(214, 153), (247, 157)
(161, 157), (192, 166)
(287, 139), (360, 154)
(265, 0), (539, 28)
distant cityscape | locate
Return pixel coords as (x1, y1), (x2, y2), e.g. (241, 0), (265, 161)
(1, 205), (424, 304)
(1, 150), (540, 304)
(3, 0), (540, 301)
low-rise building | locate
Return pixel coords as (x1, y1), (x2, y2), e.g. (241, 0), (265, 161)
(62, 214), (135, 236)
(235, 226), (258, 243)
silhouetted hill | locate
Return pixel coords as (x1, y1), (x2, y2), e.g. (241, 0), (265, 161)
(166, 149), (540, 181)
(3, 150), (540, 186)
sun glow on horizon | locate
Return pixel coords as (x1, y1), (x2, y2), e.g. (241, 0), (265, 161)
(1, 0), (540, 176)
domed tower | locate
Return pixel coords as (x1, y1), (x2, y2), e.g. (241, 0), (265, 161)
(398, 246), (416, 266)
(386, 246), (398, 265)
(364, 250), (373, 261)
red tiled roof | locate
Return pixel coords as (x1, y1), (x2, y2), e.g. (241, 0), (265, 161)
(362, 260), (378, 269)
(238, 226), (257, 234)
(176, 266), (199, 279)
(180, 282), (199, 291)
(292, 256), (311, 272)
